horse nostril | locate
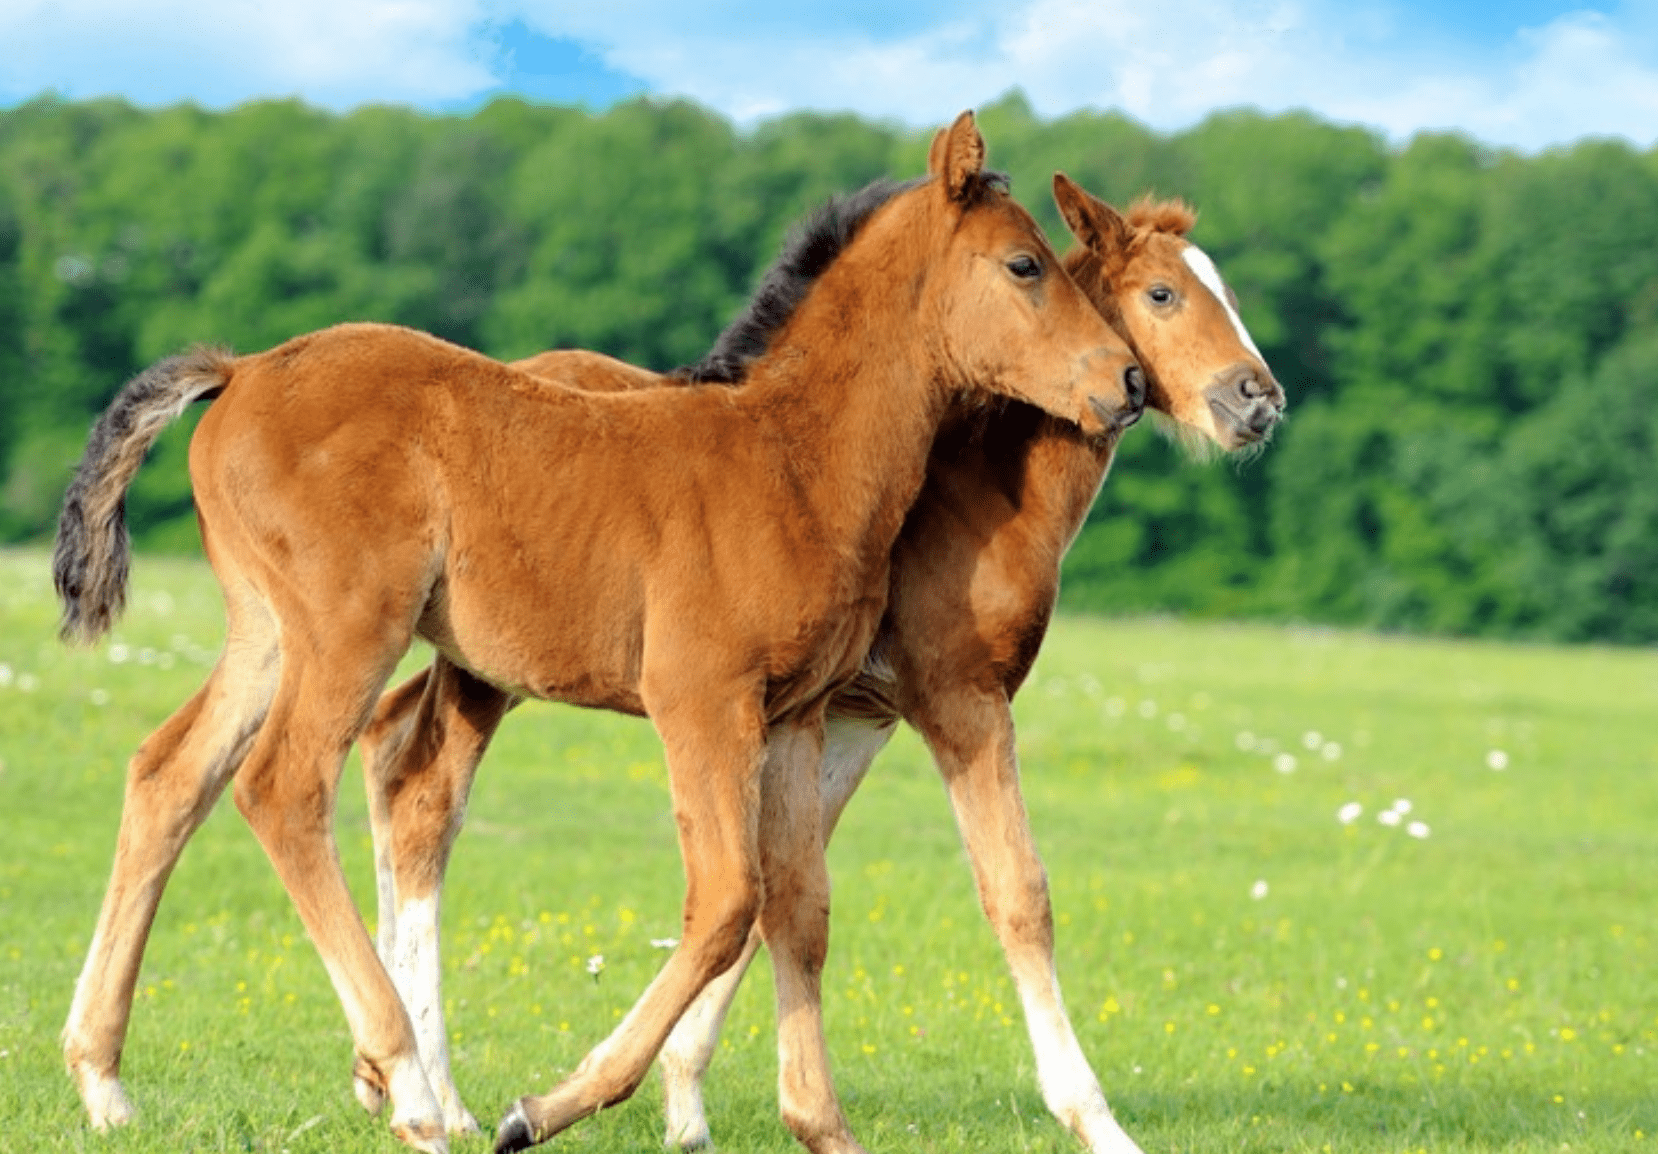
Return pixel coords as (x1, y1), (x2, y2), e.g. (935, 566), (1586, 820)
(1123, 364), (1146, 410)
(1238, 372), (1266, 400)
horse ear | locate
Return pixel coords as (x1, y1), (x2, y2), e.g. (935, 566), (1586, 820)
(928, 110), (986, 201)
(1053, 172), (1132, 255)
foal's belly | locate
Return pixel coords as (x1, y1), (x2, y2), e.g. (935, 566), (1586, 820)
(417, 571), (648, 716)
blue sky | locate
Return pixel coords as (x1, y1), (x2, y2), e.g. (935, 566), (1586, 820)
(4, 1), (1657, 150)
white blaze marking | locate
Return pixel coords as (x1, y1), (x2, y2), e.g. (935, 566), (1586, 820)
(1180, 244), (1265, 362)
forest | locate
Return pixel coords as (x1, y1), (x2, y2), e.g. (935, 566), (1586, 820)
(1, 91), (1654, 642)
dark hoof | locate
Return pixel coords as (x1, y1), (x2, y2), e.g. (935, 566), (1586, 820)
(493, 1101), (537, 1153)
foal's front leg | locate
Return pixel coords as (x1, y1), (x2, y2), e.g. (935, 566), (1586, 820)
(911, 687), (1145, 1154)
(494, 687), (769, 1152)
(658, 716), (896, 1149)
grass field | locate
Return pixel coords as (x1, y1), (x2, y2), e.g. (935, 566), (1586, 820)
(1, 546), (1655, 1153)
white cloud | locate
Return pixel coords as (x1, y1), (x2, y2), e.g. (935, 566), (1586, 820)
(997, 0), (1321, 125)
(0, 0), (496, 108)
(537, 1), (1658, 150)
(5, 0), (1658, 151)
(1318, 12), (1658, 149)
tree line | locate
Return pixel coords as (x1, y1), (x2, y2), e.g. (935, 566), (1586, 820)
(2, 92), (1654, 642)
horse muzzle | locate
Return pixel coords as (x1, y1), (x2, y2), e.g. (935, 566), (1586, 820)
(1205, 363), (1284, 447)
(1087, 363), (1146, 434)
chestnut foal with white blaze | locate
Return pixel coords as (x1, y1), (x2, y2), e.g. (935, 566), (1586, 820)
(357, 176), (1284, 1153)
(53, 114), (1145, 1154)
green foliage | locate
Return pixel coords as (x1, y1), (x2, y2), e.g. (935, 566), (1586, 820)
(485, 98), (754, 366)
(1271, 131), (1658, 639)
(0, 94), (1654, 640)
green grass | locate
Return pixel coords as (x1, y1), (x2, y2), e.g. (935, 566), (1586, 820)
(1, 546), (1655, 1153)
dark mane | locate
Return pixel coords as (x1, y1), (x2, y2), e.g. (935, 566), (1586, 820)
(673, 176), (927, 384)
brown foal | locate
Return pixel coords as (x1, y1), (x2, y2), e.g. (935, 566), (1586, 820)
(356, 174), (1283, 1154)
(52, 113), (1145, 1154)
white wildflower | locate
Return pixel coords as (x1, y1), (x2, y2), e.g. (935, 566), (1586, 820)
(1486, 749), (1509, 771)
(1407, 821), (1431, 839)
(1273, 753), (1297, 774)
(1302, 730), (1323, 750)
(1250, 879), (1269, 900)
(1392, 798), (1413, 815)
(1378, 809), (1402, 827)
(1337, 802), (1363, 825)
(1321, 741), (1342, 761)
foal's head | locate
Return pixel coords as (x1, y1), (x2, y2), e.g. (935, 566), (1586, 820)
(897, 113), (1145, 436)
(1053, 173), (1285, 453)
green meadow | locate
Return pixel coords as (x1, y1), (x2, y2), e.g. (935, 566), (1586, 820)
(1, 546), (1654, 1152)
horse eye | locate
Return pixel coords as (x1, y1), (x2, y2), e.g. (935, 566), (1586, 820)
(1148, 285), (1176, 306)
(1007, 255), (1042, 280)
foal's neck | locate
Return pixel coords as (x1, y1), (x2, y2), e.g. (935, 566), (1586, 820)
(942, 402), (1120, 558)
(1023, 416), (1122, 553)
(739, 225), (951, 563)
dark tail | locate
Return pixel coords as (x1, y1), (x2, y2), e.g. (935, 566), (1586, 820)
(53, 347), (235, 645)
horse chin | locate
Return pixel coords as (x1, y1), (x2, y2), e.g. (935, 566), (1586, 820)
(1207, 396), (1279, 451)
(1086, 393), (1142, 436)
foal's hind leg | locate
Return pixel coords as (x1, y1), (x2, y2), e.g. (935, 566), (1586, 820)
(232, 628), (447, 1153)
(358, 658), (514, 1134)
(364, 670), (430, 970)
(63, 593), (279, 1130)
(659, 716), (895, 1150)
(914, 688), (1144, 1154)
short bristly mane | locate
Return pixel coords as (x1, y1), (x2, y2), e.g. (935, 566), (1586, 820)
(675, 171), (1011, 384)
(1126, 194), (1196, 236)
(673, 177), (921, 383)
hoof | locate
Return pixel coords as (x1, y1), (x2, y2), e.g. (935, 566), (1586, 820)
(665, 1119), (713, 1150)
(353, 1053), (388, 1115)
(354, 1075), (388, 1116)
(72, 1067), (137, 1131)
(390, 1116), (450, 1154)
(446, 1107), (482, 1136)
(494, 1100), (538, 1153)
